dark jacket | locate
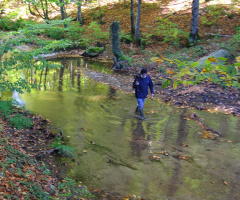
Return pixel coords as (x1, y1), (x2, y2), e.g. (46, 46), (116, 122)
(133, 75), (154, 98)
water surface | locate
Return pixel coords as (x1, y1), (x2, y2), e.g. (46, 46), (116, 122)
(21, 58), (240, 200)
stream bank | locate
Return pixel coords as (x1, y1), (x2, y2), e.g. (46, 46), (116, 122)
(81, 65), (240, 117)
(43, 46), (240, 117)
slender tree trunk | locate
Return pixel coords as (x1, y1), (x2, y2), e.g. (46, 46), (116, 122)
(40, 0), (47, 19)
(135, 0), (141, 46)
(59, 0), (67, 27)
(189, 0), (200, 43)
(28, 3), (37, 16)
(77, 0), (83, 24)
(130, 0), (135, 36)
(0, 12), (4, 25)
(34, 5), (45, 19)
(44, 0), (49, 20)
(124, 0), (126, 8)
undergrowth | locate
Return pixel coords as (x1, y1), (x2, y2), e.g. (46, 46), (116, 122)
(0, 138), (94, 199)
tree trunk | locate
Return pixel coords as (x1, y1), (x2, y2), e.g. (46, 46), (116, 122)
(111, 22), (122, 60)
(135, 0), (141, 46)
(130, 0), (135, 36)
(59, 0), (67, 27)
(40, 0), (47, 19)
(111, 21), (123, 69)
(44, 0), (49, 20)
(189, 0), (200, 43)
(28, 3), (37, 16)
(124, 0), (126, 8)
(77, 0), (83, 24)
(0, 12), (4, 25)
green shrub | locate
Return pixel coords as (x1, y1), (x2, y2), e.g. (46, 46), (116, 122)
(161, 56), (240, 89)
(119, 31), (134, 44)
(0, 101), (13, 118)
(201, 5), (225, 26)
(65, 22), (84, 40)
(51, 137), (74, 156)
(119, 55), (132, 63)
(87, 46), (103, 53)
(9, 114), (33, 129)
(0, 17), (25, 31)
(45, 27), (65, 40)
(143, 18), (188, 45)
(91, 7), (106, 19)
(87, 21), (109, 42)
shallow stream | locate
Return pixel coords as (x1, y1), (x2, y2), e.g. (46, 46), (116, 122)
(21, 58), (240, 200)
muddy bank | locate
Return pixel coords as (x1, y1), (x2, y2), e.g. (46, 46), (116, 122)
(81, 66), (240, 117)
(0, 109), (97, 199)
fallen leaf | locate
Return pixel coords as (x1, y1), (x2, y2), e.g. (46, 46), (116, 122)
(208, 57), (217, 62)
(224, 181), (229, 186)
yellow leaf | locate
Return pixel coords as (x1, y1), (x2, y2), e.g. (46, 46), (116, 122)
(224, 181), (229, 186)
(219, 71), (227, 75)
(173, 81), (178, 89)
(201, 68), (208, 73)
(236, 56), (240, 62)
(156, 59), (164, 65)
(150, 57), (160, 62)
(215, 65), (220, 70)
(167, 70), (175, 74)
(208, 57), (217, 62)
(183, 80), (187, 87)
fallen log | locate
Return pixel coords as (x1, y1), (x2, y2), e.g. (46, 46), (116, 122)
(35, 147), (61, 159)
(204, 33), (233, 37)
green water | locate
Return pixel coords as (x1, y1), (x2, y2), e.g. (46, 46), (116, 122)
(21, 58), (240, 200)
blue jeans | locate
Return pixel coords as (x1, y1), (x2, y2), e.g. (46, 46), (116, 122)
(137, 98), (146, 110)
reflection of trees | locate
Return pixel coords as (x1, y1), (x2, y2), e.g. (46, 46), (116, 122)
(39, 69), (43, 90)
(167, 108), (189, 199)
(130, 120), (150, 157)
(77, 59), (81, 92)
(70, 61), (75, 88)
(44, 66), (48, 91)
(108, 87), (116, 99)
(58, 61), (65, 92)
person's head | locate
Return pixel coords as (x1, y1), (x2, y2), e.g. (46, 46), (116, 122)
(140, 68), (148, 78)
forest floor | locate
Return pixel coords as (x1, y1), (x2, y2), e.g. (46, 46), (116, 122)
(1, 0), (240, 199)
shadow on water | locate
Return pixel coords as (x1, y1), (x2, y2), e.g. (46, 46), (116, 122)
(19, 57), (240, 200)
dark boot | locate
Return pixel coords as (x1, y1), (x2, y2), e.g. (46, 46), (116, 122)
(139, 109), (144, 120)
(135, 106), (139, 113)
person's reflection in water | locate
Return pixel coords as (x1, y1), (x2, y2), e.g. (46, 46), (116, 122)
(130, 120), (150, 157)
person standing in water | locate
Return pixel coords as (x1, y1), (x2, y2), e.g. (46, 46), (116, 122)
(133, 68), (154, 119)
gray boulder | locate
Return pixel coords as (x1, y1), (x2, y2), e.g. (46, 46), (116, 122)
(81, 51), (99, 57)
(198, 49), (229, 66)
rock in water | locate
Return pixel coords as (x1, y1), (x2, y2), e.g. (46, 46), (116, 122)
(12, 90), (25, 107)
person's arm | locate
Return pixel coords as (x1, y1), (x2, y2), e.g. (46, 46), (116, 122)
(149, 77), (154, 97)
(132, 79), (136, 89)
(132, 79), (139, 89)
